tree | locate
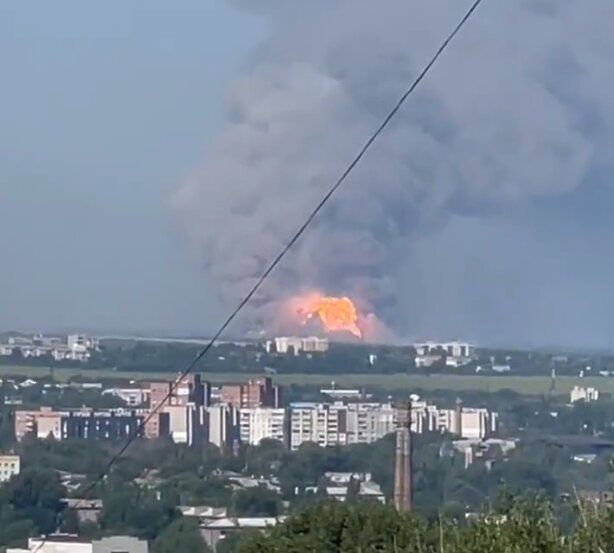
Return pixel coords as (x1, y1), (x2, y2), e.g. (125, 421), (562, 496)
(232, 486), (282, 517)
(154, 517), (210, 553)
(0, 468), (64, 547)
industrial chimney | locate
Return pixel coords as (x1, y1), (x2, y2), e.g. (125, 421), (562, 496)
(393, 400), (412, 512)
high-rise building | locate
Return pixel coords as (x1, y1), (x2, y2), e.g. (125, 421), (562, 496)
(239, 408), (287, 446)
(290, 402), (396, 450)
(219, 377), (281, 409)
(206, 404), (240, 450)
(14, 407), (62, 441)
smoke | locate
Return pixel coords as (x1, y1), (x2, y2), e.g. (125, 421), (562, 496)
(173, 0), (614, 336)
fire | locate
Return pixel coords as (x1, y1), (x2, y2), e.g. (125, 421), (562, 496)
(290, 293), (363, 338)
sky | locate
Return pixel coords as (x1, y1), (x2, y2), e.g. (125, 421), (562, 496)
(3, 1), (614, 349)
(0, 1), (263, 335)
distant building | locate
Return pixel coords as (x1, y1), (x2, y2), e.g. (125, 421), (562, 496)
(7, 535), (147, 553)
(570, 385), (599, 404)
(239, 408), (287, 446)
(0, 454), (20, 483)
(14, 407), (170, 442)
(219, 377), (281, 409)
(414, 341), (475, 368)
(304, 472), (385, 504)
(0, 334), (99, 362)
(102, 387), (150, 407)
(14, 407), (62, 441)
(206, 404), (240, 450)
(200, 518), (281, 552)
(265, 336), (329, 355)
(60, 499), (103, 524)
(289, 402), (395, 450)
(451, 438), (517, 468)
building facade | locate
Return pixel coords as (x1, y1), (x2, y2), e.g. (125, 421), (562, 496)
(0, 454), (20, 483)
(239, 408), (287, 446)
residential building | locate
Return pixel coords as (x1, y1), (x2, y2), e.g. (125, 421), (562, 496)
(61, 410), (141, 440)
(149, 374), (209, 410)
(102, 387), (150, 407)
(239, 408), (287, 446)
(60, 499), (103, 524)
(179, 505), (228, 520)
(200, 518), (281, 552)
(290, 402), (397, 450)
(304, 472), (385, 504)
(0, 334), (99, 362)
(14, 407), (170, 442)
(414, 341), (475, 368)
(290, 402), (348, 450)
(165, 404), (202, 445)
(92, 537), (148, 553)
(265, 336), (329, 355)
(345, 403), (395, 445)
(7, 535), (147, 553)
(14, 407), (62, 441)
(206, 404), (240, 450)
(570, 386), (599, 403)
(0, 454), (20, 483)
(219, 377), (281, 409)
(143, 412), (170, 440)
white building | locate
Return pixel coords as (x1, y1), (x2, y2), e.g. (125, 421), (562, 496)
(0, 455), (20, 483)
(102, 388), (150, 407)
(304, 472), (385, 504)
(265, 336), (329, 355)
(239, 408), (287, 446)
(290, 402), (396, 450)
(570, 386), (599, 404)
(8, 535), (147, 553)
(206, 404), (240, 449)
(414, 341), (475, 368)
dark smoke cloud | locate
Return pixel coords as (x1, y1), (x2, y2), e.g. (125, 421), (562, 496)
(173, 0), (614, 337)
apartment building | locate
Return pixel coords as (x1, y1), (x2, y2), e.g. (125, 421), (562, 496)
(239, 408), (287, 446)
(219, 377), (281, 409)
(265, 336), (329, 355)
(206, 404), (240, 450)
(0, 454), (20, 483)
(14, 407), (170, 442)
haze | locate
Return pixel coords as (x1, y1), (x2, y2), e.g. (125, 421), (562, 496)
(3, 0), (614, 349)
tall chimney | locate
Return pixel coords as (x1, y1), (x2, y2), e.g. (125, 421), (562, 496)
(455, 397), (463, 438)
(393, 400), (412, 512)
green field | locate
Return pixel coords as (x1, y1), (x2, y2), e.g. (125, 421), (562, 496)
(0, 364), (610, 395)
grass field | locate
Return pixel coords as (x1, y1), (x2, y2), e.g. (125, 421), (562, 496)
(0, 364), (610, 395)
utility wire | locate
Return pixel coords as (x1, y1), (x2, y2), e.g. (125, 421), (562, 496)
(39, 0), (485, 543)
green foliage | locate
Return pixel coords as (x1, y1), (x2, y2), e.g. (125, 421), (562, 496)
(153, 517), (210, 553)
(236, 500), (614, 553)
(0, 468), (64, 547)
(232, 486), (282, 517)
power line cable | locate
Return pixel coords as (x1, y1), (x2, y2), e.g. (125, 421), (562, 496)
(37, 0), (485, 543)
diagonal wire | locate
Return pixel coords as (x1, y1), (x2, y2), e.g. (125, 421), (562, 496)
(38, 0), (485, 545)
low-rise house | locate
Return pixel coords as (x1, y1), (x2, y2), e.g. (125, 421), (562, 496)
(61, 499), (103, 524)
(200, 518), (282, 552)
(7, 535), (147, 553)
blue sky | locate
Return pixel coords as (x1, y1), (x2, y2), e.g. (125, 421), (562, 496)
(0, 1), (263, 334)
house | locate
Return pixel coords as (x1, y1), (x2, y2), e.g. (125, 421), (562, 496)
(61, 499), (103, 524)
(200, 518), (282, 552)
(7, 535), (147, 553)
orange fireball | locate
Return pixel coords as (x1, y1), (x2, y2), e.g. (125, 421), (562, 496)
(290, 293), (362, 338)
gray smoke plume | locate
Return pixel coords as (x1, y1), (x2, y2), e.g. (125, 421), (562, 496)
(173, 0), (614, 336)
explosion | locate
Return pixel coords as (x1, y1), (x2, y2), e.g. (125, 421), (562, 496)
(289, 292), (363, 338)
